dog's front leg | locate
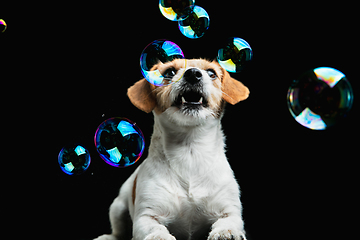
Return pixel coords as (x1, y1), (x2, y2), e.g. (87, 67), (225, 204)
(208, 216), (246, 240)
(208, 213), (246, 240)
(208, 197), (246, 240)
(133, 215), (175, 240)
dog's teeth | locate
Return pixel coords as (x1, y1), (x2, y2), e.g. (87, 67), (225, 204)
(182, 97), (186, 103)
(199, 97), (203, 103)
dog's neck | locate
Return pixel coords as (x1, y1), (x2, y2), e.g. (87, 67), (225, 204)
(148, 112), (227, 178)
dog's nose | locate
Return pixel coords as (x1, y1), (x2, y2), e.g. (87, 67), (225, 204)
(184, 68), (202, 84)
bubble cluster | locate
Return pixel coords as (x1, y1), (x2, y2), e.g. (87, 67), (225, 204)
(159, 0), (195, 21)
(217, 37), (253, 73)
(178, 6), (210, 39)
(0, 19), (7, 33)
(140, 39), (186, 86)
(159, 0), (209, 39)
(94, 117), (145, 168)
(287, 67), (353, 130)
(140, 37), (253, 87)
(58, 144), (91, 175)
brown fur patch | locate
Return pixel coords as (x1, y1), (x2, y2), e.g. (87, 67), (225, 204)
(221, 68), (249, 104)
(153, 84), (172, 114)
(127, 79), (156, 113)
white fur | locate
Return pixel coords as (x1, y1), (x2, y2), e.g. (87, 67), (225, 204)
(95, 62), (246, 240)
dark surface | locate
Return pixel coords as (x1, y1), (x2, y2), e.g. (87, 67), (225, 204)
(2, 1), (358, 240)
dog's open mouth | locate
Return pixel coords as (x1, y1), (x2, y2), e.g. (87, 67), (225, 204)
(173, 90), (208, 108)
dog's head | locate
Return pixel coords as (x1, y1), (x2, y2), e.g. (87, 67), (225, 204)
(128, 59), (249, 126)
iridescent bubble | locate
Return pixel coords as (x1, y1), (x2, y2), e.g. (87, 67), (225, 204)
(178, 5), (209, 39)
(0, 19), (7, 33)
(217, 37), (253, 73)
(287, 67), (354, 130)
(140, 39), (186, 86)
(159, 0), (195, 21)
(94, 117), (145, 168)
(58, 144), (91, 175)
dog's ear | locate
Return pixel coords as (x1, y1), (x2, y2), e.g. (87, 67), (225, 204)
(127, 79), (156, 113)
(221, 69), (250, 105)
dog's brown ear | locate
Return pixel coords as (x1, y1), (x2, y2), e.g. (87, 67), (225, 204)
(127, 79), (156, 113)
(221, 70), (250, 105)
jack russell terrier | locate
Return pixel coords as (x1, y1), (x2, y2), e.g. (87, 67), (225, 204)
(95, 58), (250, 240)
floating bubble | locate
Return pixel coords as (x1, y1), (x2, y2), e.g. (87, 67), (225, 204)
(140, 39), (186, 86)
(217, 37), (253, 73)
(94, 117), (145, 168)
(287, 67), (353, 130)
(178, 5), (209, 39)
(0, 19), (7, 33)
(58, 144), (91, 175)
(159, 0), (195, 21)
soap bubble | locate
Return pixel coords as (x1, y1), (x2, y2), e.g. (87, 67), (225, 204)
(217, 37), (253, 73)
(178, 5), (209, 39)
(58, 144), (91, 175)
(0, 19), (7, 33)
(159, 0), (195, 21)
(140, 39), (186, 86)
(94, 117), (145, 168)
(287, 67), (353, 130)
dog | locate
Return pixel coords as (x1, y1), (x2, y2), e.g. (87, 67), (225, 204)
(95, 58), (249, 240)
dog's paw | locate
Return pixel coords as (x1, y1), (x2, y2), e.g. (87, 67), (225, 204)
(93, 234), (118, 240)
(144, 231), (176, 240)
(207, 228), (246, 240)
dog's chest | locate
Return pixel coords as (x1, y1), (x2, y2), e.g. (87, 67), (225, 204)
(174, 174), (220, 217)
(179, 180), (208, 205)
(168, 183), (216, 240)
(163, 136), (226, 217)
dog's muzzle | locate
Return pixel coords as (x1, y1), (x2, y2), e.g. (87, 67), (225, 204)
(173, 68), (208, 108)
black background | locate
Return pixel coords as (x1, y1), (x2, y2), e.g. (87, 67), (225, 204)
(1, 1), (358, 240)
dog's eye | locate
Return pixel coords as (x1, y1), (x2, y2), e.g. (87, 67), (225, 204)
(164, 68), (177, 79)
(206, 69), (217, 80)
